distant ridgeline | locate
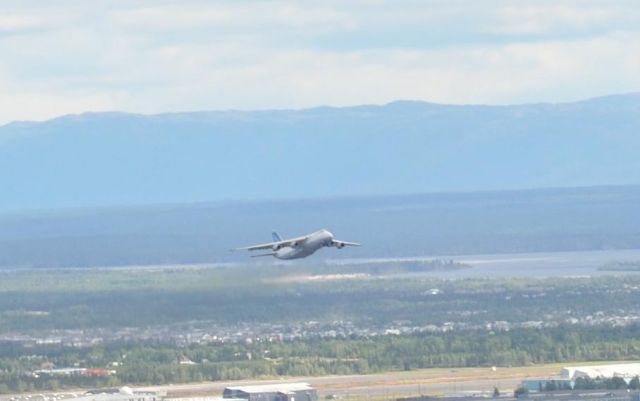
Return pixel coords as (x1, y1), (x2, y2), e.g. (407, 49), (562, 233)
(1, 94), (640, 212)
(0, 185), (639, 268)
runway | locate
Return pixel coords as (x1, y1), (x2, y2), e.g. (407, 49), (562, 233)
(138, 365), (562, 399)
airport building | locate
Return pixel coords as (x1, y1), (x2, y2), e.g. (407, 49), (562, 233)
(561, 364), (640, 380)
(70, 387), (160, 401)
(520, 363), (640, 393)
(223, 383), (318, 401)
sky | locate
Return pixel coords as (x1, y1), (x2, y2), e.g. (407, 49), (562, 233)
(0, 0), (639, 124)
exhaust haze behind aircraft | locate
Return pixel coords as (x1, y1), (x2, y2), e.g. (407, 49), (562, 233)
(235, 229), (360, 260)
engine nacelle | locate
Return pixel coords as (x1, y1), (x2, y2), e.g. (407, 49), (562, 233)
(275, 247), (295, 259)
(334, 241), (345, 249)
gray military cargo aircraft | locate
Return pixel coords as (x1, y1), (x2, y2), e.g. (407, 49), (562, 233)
(235, 229), (360, 259)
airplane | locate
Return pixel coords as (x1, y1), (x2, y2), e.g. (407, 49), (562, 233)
(234, 229), (360, 260)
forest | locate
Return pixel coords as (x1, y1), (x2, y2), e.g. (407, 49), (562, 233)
(2, 324), (640, 392)
(1, 267), (640, 392)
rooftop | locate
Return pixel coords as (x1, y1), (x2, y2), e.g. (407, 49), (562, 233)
(225, 383), (314, 394)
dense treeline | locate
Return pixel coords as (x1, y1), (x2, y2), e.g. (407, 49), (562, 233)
(516, 376), (640, 395)
(3, 269), (640, 393)
(1, 185), (639, 268)
(2, 325), (640, 393)
(574, 376), (640, 390)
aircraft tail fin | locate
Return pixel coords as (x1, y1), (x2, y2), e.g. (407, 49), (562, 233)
(272, 231), (282, 242)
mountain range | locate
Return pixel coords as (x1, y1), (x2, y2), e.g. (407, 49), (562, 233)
(1, 93), (639, 212)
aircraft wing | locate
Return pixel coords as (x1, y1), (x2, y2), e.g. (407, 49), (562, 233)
(234, 235), (309, 251)
(332, 239), (361, 247)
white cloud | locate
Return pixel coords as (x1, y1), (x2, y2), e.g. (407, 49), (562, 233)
(489, 4), (623, 35)
(0, 87), (123, 123)
(75, 31), (639, 113)
(0, 5), (85, 34)
(109, 6), (231, 29)
(109, 2), (354, 31)
(0, 0), (639, 124)
(0, 13), (45, 31)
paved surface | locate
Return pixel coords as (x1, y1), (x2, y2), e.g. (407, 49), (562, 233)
(138, 365), (560, 398)
(0, 365), (561, 401)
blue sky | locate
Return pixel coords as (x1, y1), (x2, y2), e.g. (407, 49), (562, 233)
(0, 0), (639, 124)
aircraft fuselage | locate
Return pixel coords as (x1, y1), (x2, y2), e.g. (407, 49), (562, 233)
(235, 228), (359, 259)
(273, 229), (334, 260)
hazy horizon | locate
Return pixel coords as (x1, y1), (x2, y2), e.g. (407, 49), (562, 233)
(2, 91), (638, 127)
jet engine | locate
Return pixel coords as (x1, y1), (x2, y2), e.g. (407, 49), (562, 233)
(275, 247), (295, 259)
